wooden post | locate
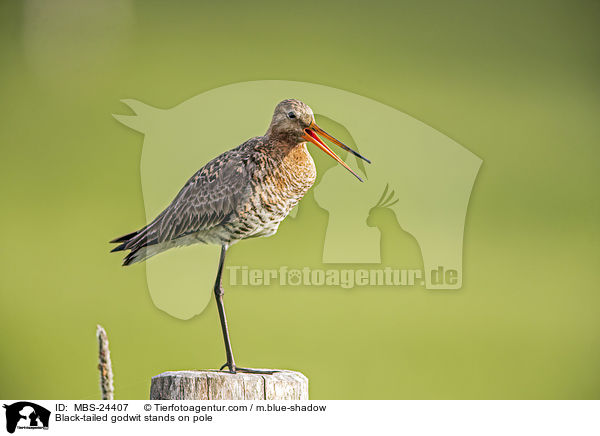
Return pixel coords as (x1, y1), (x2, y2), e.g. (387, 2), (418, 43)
(150, 370), (308, 400)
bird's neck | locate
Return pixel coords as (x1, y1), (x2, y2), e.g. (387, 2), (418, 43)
(264, 124), (307, 145)
(258, 138), (316, 189)
(258, 135), (313, 169)
(261, 134), (303, 157)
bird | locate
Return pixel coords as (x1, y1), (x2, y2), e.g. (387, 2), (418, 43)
(111, 98), (370, 373)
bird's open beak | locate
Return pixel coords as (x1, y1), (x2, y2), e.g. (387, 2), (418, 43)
(302, 121), (370, 182)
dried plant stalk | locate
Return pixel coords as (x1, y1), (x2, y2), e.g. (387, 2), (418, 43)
(96, 324), (114, 400)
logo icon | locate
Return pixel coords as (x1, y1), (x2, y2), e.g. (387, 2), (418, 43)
(3, 402), (50, 434)
(114, 80), (481, 318)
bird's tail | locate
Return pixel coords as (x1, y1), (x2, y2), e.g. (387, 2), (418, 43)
(110, 226), (159, 266)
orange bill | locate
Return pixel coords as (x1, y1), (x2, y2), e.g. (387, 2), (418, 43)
(302, 121), (370, 182)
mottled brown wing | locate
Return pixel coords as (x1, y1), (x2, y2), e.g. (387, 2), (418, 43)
(108, 143), (256, 256)
(147, 149), (252, 244)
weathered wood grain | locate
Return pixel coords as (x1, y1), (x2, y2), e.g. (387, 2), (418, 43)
(150, 370), (308, 400)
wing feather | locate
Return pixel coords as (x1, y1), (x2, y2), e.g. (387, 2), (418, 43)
(121, 143), (255, 251)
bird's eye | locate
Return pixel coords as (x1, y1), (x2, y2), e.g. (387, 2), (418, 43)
(287, 112), (296, 119)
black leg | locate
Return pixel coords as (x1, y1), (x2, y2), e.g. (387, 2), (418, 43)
(214, 245), (279, 376)
(214, 245), (236, 373)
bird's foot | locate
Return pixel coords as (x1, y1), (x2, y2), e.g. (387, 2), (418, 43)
(236, 367), (278, 374)
(219, 361), (237, 374)
(218, 363), (278, 375)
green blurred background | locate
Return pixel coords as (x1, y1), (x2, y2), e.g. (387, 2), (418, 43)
(1, 0), (598, 399)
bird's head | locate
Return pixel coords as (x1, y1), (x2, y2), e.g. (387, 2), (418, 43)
(267, 98), (370, 181)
